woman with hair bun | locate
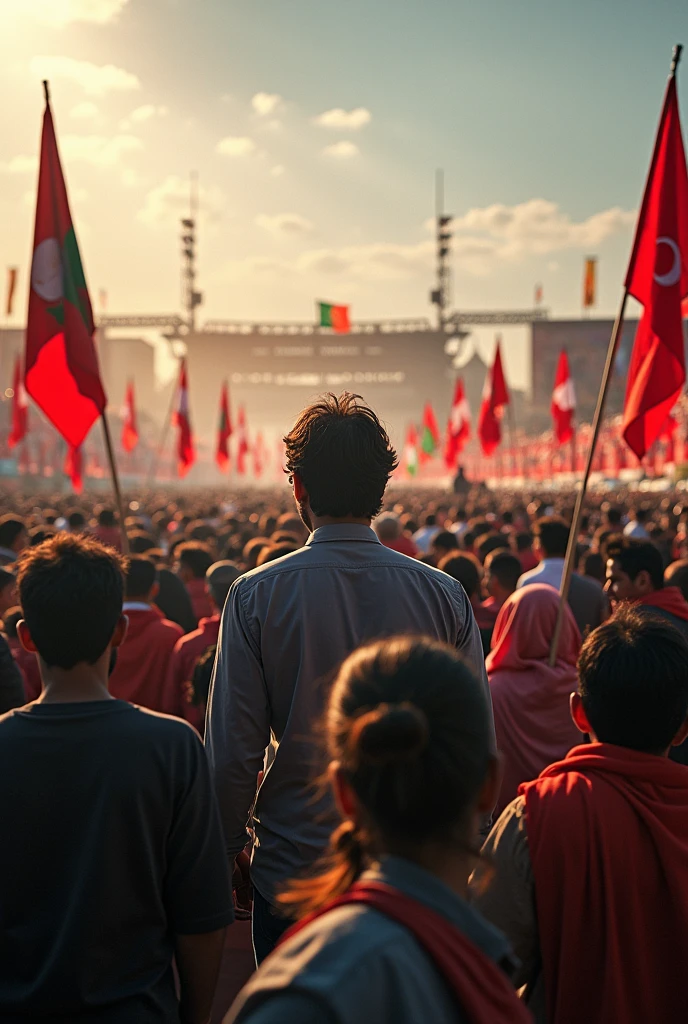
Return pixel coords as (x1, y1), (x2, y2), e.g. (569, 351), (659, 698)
(227, 636), (530, 1024)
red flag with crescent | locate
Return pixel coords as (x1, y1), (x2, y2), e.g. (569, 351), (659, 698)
(621, 74), (688, 460)
(173, 359), (195, 477)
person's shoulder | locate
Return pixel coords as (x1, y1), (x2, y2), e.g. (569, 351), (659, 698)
(125, 703), (202, 743)
(175, 624), (203, 650)
(232, 546), (309, 591)
(152, 615), (185, 639)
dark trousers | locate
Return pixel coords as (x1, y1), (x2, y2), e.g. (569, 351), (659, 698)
(252, 888), (292, 965)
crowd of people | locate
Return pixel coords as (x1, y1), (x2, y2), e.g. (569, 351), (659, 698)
(1, 390), (688, 1022)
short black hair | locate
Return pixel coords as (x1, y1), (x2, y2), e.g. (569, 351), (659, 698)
(580, 550), (605, 585)
(284, 392), (398, 519)
(605, 537), (664, 591)
(98, 508), (116, 527)
(125, 557), (157, 599)
(514, 531), (533, 552)
(484, 550), (521, 592)
(67, 510), (86, 531)
(431, 530), (459, 554)
(17, 535), (124, 669)
(128, 531), (157, 554)
(578, 608), (688, 753)
(534, 516), (570, 558)
(0, 568), (15, 592)
(476, 533), (509, 563)
(0, 516), (25, 550)
(438, 552), (481, 598)
(177, 542), (214, 579)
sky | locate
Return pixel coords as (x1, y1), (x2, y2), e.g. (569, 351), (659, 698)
(0, 0), (686, 388)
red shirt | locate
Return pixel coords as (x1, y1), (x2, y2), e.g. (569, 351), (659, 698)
(109, 606), (184, 716)
(169, 616), (221, 731)
(383, 536), (418, 558)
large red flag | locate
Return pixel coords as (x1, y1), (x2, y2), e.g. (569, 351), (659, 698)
(621, 74), (688, 460)
(237, 405), (249, 476)
(173, 359), (195, 477)
(551, 349), (576, 444)
(25, 87), (106, 450)
(121, 379), (139, 453)
(478, 339), (510, 456)
(8, 354), (28, 449)
(216, 382), (232, 472)
(444, 377), (471, 470)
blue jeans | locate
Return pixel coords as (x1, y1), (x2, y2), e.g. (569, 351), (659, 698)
(252, 888), (292, 965)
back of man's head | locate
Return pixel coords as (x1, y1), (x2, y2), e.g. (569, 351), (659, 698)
(476, 532), (509, 564)
(17, 535), (124, 669)
(534, 516), (570, 558)
(484, 550), (522, 594)
(284, 392), (398, 519)
(578, 608), (688, 754)
(98, 508), (116, 528)
(665, 559), (688, 602)
(606, 536), (665, 591)
(206, 560), (241, 609)
(373, 512), (401, 542)
(438, 552), (481, 598)
(67, 509), (86, 532)
(634, 506), (650, 524)
(125, 557), (157, 601)
(431, 530), (459, 556)
(177, 542), (214, 579)
(0, 515), (26, 551)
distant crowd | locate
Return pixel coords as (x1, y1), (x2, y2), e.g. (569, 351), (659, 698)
(1, 391), (688, 1023)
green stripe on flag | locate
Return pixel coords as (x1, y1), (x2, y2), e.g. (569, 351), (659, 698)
(319, 302), (333, 328)
(421, 426), (436, 456)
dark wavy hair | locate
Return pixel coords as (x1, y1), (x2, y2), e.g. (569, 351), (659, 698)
(284, 392), (398, 519)
(279, 636), (492, 917)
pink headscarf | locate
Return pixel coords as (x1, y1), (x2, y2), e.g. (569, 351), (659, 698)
(486, 584), (582, 816)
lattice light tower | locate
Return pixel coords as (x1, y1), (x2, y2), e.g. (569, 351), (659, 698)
(430, 169), (453, 331)
(180, 172), (203, 333)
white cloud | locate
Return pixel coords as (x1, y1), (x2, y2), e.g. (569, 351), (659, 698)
(251, 92), (282, 117)
(216, 136), (256, 157)
(255, 213), (314, 237)
(70, 101), (99, 120)
(1, 155), (39, 175)
(61, 133), (143, 166)
(138, 174), (226, 226)
(119, 104), (168, 129)
(452, 198), (635, 256)
(21, 0), (129, 27)
(29, 56), (140, 96)
(313, 107), (371, 130)
(322, 140), (359, 159)
(270, 164), (285, 178)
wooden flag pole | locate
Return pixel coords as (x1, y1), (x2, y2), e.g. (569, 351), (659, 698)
(101, 413), (130, 556)
(549, 43), (683, 666)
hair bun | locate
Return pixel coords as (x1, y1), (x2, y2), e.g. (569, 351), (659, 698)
(350, 702), (430, 765)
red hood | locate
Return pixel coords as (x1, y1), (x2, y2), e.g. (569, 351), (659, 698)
(637, 586), (688, 623)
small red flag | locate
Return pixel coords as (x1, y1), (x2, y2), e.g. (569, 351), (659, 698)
(64, 445), (83, 494)
(8, 354), (28, 449)
(121, 379), (139, 453)
(477, 339), (510, 456)
(237, 405), (249, 476)
(444, 377), (471, 470)
(25, 88), (106, 450)
(551, 349), (576, 444)
(216, 381), (232, 472)
(173, 359), (195, 477)
(621, 74), (688, 461)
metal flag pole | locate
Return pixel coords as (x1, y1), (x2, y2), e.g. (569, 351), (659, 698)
(101, 412), (129, 555)
(549, 44), (683, 666)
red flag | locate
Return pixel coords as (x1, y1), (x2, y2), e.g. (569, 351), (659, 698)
(237, 405), (249, 475)
(25, 88), (106, 450)
(216, 381), (232, 472)
(621, 74), (688, 460)
(121, 379), (139, 453)
(64, 445), (83, 493)
(172, 359), (195, 477)
(444, 377), (471, 470)
(8, 354), (28, 449)
(551, 349), (576, 444)
(477, 339), (510, 456)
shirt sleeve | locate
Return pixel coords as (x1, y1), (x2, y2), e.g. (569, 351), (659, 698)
(205, 581), (271, 862)
(164, 727), (235, 934)
(0, 634), (26, 713)
(469, 796), (539, 989)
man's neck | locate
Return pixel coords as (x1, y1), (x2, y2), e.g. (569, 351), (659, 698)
(38, 662), (113, 704)
(310, 515), (372, 531)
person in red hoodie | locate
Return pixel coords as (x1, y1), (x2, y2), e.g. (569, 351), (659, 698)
(471, 608), (688, 1024)
(109, 557), (184, 716)
(604, 536), (688, 634)
(169, 560), (241, 732)
(174, 542), (214, 626)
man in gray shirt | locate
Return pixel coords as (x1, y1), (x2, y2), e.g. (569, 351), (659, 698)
(205, 392), (492, 961)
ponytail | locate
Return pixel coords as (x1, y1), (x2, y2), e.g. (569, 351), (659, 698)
(278, 820), (367, 918)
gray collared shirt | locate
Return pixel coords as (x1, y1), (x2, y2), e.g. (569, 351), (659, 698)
(227, 856), (516, 1024)
(206, 523), (493, 904)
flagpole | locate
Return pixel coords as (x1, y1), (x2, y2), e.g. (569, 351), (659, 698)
(549, 43), (683, 666)
(100, 413), (129, 555)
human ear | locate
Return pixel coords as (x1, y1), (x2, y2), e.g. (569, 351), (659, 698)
(293, 472), (308, 505)
(570, 692), (592, 735)
(329, 762), (357, 821)
(17, 620), (37, 654)
(111, 614), (129, 649)
(671, 716), (688, 748)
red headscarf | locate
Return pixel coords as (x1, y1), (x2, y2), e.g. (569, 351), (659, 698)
(522, 743), (688, 1023)
(281, 882), (531, 1024)
(486, 584), (581, 815)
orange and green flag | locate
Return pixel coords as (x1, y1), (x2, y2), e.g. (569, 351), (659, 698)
(318, 301), (350, 334)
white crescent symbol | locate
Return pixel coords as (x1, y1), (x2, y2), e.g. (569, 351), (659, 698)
(654, 236), (682, 287)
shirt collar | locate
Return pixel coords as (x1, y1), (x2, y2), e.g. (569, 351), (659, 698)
(0, 547), (17, 562)
(306, 523), (380, 546)
(122, 601), (152, 612)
